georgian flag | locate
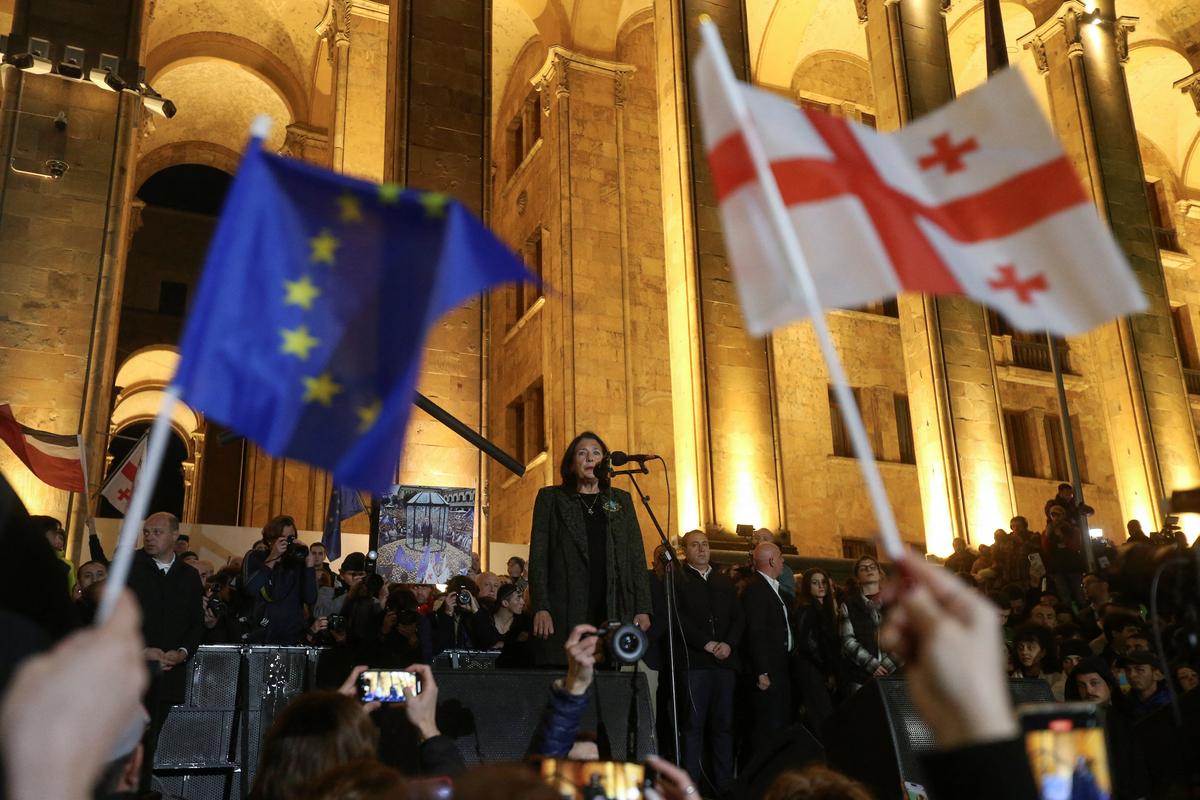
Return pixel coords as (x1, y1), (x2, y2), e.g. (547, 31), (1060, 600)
(0, 404), (86, 492)
(101, 432), (149, 515)
(693, 50), (1147, 336)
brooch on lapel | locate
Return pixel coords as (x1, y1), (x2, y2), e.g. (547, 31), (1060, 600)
(602, 498), (621, 515)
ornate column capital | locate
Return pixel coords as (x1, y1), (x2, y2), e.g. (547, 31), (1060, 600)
(279, 123), (330, 163)
(531, 46), (636, 108)
(317, 0), (352, 59)
(853, 0), (868, 24)
(128, 198), (147, 240)
(1017, 2), (1136, 67)
(1115, 17), (1137, 63)
(1173, 70), (1200, 116)
(1017, 1), (1088, 66)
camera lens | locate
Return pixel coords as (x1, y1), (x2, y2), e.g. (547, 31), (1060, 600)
(604, 622), (647, 664)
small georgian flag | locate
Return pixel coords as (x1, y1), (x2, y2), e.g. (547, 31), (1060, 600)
(101, 432), (149, 515)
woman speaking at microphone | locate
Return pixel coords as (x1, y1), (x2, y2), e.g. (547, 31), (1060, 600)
(529, 431), (652, 666)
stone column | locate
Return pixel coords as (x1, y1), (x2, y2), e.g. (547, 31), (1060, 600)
(861, 0), (1016, 552)
(321, 0), (389, 181)
(652, 0), (783, 537)
(0, 1), (146, 562)
(1020, 1), (1200, 526)
(384, 0), (490, 552)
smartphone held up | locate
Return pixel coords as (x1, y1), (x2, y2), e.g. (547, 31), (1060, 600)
(357, 668), (420, 704)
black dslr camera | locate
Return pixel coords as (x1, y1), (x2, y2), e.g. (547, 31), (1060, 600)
(590, 620), (648, 665)
(281, 534), (309, 568)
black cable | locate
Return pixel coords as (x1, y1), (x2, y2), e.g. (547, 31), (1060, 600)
(655, 456), (718, 786)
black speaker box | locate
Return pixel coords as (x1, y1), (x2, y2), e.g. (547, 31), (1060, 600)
(428, 669), (656, 765)
(824, 677), (1053, 799)
(733, 722), (825, 800)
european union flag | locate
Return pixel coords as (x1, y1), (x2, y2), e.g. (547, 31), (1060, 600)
(321, 485), (365, 561)
(172, 138), (533, 491)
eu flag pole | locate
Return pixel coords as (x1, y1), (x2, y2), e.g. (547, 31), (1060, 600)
(99, 116), (534, 621)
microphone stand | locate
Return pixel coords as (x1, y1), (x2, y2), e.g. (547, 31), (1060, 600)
(611, 463), (682, 765)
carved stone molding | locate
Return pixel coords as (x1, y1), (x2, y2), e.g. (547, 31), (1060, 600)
(853, 0), (868, 24)
(279, 123), (330, 163)
(531, 46), (636, 109)
(1173, 70), (1200, 116)
(1017, 1), (1086, 65)
(1178, 199), (1200, 220)
(317, 0), (352, 61)
(1116, 17), (1137, 63)
(1017, 2), (1137, 67)
(128, 198), (147, 240)
(1029, 37), (1049, 73)
(347, 0), (388, 23)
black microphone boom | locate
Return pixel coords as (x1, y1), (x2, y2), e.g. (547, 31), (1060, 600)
(609, 451), (657, 466)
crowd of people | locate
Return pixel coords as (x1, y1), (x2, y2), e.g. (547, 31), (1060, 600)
(2, 435), (1199, 799)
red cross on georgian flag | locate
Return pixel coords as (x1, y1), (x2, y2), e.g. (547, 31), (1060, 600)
(694, 55), (1146, 337)
(101, 432), (149, 515)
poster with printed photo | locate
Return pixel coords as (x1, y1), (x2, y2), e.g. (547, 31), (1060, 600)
(375, 485), (475, 584)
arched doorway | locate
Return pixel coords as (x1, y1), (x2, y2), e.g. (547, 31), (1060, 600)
(98, 421), (189, 519)
(116, 163), (232, 365)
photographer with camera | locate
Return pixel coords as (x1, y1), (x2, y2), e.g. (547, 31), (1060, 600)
(430, 575), (492, 657)
(201, 565), (254, 644)
(241, 515), (318, 644)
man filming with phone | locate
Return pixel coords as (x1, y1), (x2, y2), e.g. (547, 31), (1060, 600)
(241, 514), (318, 644)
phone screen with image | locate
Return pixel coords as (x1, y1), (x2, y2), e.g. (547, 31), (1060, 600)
(357, 669), (420, 704)
(1019, 702), (1112, 800)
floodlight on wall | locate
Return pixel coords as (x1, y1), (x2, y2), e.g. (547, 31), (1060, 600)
(7, 37), (53, 75)
(89, 54), (125, 92)
(141, 90), (177, 118)
(58, 45), (85, 79)
(137, 68), (177, 118)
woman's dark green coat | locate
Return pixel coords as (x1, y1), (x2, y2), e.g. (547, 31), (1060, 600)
(528, 485), (652, 666)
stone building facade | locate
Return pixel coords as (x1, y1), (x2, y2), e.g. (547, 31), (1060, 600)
(2, 0), (1200, 564)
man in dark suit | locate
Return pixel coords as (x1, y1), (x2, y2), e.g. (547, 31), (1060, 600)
(126, 511), (204, 789)
(674, 530), (743, 796)
(741, 541), (794, 752)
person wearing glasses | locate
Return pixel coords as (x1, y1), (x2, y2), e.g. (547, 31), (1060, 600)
(126, 510), (204, 790)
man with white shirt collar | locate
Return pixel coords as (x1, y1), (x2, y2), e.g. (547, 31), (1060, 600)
(742, 541), (795, 752)
(673, 530), (743, 796)
(126, 510), (204, 790)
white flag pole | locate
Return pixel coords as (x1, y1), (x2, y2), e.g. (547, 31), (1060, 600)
(76, 434), (100, 543)
(697, 17), (906, 561)
(96, 385), (181, 623)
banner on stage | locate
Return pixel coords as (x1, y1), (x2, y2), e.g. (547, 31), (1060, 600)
(376, 485), (475, 584)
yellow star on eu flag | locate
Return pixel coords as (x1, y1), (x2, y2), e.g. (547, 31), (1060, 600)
(310, 229), (338, 264)
(378, 183), (403, 204)
(356, 400), (381, 433)
(280, 325), (320, 360)
(337, 193), (363, 222)
(303, 372), (342, 406)
(419, 191), (450, 219)
(283, 275), (321, 310)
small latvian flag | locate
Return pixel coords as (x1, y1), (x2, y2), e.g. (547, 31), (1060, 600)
(0, 404), (86, 492)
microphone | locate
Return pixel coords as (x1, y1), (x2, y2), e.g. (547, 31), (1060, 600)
(609, 451), (658, 467)
(594, 455), (613, 478)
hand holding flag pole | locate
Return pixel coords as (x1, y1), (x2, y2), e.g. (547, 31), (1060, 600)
(696, 17), (906, 561)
